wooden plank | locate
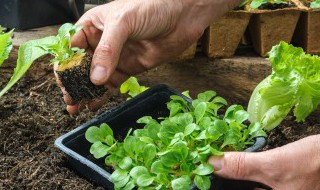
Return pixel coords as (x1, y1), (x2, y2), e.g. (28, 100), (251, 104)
(138, 56), (271, 104)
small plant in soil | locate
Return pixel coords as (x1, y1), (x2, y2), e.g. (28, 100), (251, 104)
(248, 41), (320, 131)
(0, 23), (107, 100)
(119, 76), (148, 100)
(85, 81), (266, 190)
(0, 26), (13, 66)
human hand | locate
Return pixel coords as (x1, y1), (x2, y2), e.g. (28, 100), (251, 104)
(56, 0), (242, 114)
(208, 135), (320, 190)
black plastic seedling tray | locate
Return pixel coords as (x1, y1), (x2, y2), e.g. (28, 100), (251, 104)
(55, 84), (266, 190)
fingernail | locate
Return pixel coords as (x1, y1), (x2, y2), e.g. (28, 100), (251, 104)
(91, 65), (107, 84)
(209, 156), (224, 171)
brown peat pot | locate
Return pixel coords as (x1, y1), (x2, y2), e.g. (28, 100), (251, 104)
(293, 8), (320, 55)
(248, 7), (301, 57)
(202, 11), (252, 58)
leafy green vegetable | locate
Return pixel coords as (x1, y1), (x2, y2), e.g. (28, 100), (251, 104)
(0, 26), (13, 67)
(0, 36), (58, 97)
(248, 41), (320, 131)
(120, 76), (148, 100)
(310, 0), (320, 8)
(86, 87), (266, 189)
(0, 23), (83, 97)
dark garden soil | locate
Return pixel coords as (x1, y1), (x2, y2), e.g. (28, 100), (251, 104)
(258, 3), (296, 10)
(0, 58), (319, 190)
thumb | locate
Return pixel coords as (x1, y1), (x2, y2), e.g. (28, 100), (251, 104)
(208, 152), (267, 184)
(90, 21), (130, 85)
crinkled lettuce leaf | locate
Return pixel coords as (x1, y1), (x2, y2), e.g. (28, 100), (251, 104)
(0, 36), (58, 97)
(248, 41), (320, 131)
(311, 0), (320, 9)
(0, 28), (13, 66)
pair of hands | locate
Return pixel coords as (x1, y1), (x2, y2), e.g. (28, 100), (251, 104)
(55, 0), (320, 189)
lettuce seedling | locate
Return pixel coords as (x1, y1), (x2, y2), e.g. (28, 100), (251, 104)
(120, 77), (148, 100)
(86, 90), (266, 190)
(0, 26), (13, 67)
(248, 41), (320, 131)
(0, 23), (107, 100)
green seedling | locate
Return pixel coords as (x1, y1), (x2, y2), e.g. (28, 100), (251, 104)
(86, 89), (266, 190)
(0, 23), (107, 101)
(248, 41), (320, 131)
(120, 76), (148, 100)
(0, 26), (13, 67)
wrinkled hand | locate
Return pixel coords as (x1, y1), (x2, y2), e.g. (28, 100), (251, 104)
(55, 0), (241, 114)
(208, 135), (320, 190)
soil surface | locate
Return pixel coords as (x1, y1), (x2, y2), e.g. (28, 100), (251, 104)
(258, 3), (296, 10)
(0, 59), (319, 190)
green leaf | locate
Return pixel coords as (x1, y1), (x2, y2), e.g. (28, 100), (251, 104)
(172, 142), (189, 160)
(120, 76), (148, 99)
(137, 116), (155, 125)
(193, 163), (214, 176)
(182, 91), (191, 98)
(143, 144), (157, 164)
(105, 135), (114, 146)
(0, 36), (58, 97)
(124, 136), (137, 156)
(211, 96), (228, 105)
(85, 123), (114, 144)
(194, 102), (207, 124)
(110, 169), (129, 183)
(0, 29), (13, 66)
(248, 122), (267, 139)
(114, 175), (130, 189)
(151, 160), (175, 174)
(85, 126), (103, 143)
(100, 123), (114, 137)
(129, 166), (149, 179)
(58, 23), (73, 38)
(194, 175), (211, 190)
(147, 123), (161, 140)
(90, 141), (110, 159)
(160, 152), (179, 167)
(250, 0), (268, 9)
(167, 101), (182, 117)
(136, 174), (155, 187)
(197, 91), (216, 102)
(311, 0), (320, 8)
(224, 105), (244, 123)
(234, 110), (250, 124)
(171, 177), (190, 190)
(119, 156), (132, 170)
(122, 181), (135, 190)
(184, 123), (197, 136)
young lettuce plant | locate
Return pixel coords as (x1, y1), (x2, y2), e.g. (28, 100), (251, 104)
(248, 41), (320, 131)
(0, 26), (13, 67)
(0, 23), (107, 100)
(86, 90), (266, 190)
(120, 76), (148, 100)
